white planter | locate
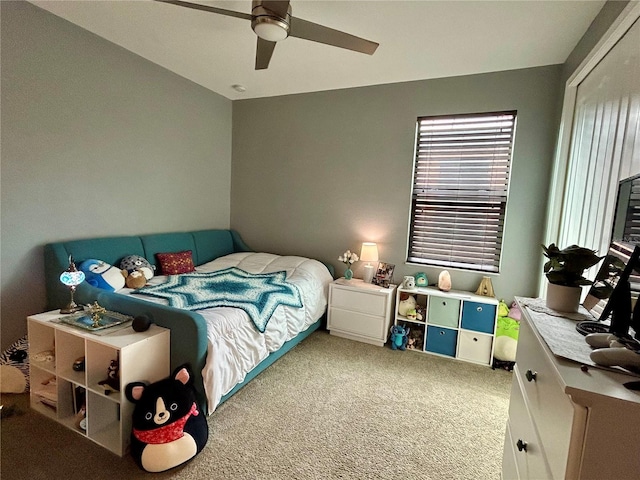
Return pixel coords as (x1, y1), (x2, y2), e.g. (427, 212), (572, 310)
(546, 282), (582, 312)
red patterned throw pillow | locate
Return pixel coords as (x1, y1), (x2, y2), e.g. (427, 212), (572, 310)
(156, 251), (195, 275)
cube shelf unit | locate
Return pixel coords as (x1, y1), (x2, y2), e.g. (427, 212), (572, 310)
(28, 311), (170, 456)
(394, 286), (498, 365)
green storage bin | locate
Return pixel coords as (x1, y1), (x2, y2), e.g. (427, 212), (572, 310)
(427, 297), (460, 328)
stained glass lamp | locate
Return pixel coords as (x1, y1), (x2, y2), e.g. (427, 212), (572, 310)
(59, 255), (85, 314)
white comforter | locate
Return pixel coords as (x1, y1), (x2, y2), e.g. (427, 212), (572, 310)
(125, 252), (332, 414)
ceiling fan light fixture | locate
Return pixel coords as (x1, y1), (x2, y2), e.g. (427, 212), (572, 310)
(252, 17), (289, 42)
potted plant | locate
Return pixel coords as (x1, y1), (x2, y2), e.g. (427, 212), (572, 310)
(542, 243), (603, 312)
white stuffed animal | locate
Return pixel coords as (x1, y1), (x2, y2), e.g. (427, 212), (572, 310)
(398, 293), (417, 316)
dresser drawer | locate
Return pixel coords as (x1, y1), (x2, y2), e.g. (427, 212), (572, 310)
(330, 286), (387, 316)
(427, 297), (460, 328)
(515, 318), (577, 479)
(460, 301), (496, 334)
(502, 421), (520, 480)
(457, 330), (493, 364)
(425, 326), (457, 356)
(508, 370), (553, 480)
(328, 308), (385, 340)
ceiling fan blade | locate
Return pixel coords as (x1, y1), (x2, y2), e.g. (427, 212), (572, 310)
(255, 37), (277, 70)
(289, 17), (378, 55)
(260, 1), (291, 19)
(155, 0), (253, 21)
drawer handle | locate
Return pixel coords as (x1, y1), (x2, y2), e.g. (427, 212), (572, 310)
(516, 439), (528, 452)
(442, 301), (447, 306)
(439, 331), (445, 336)
(473, 337), (478, 342)
(525, 370), (537, 382)
(477, 306), (482, 312)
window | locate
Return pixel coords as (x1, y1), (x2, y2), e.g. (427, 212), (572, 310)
(407, 111), (517, 273)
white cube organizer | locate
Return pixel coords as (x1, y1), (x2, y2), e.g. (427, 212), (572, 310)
(28, 311), (170, 456)
(394, 286), (498, 365)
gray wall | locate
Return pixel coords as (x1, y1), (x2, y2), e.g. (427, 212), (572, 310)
(231, 65), (563, 302)
(562, 0), (630, 84)
(1, 1), (232, 349)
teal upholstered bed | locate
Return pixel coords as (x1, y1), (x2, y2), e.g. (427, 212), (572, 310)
(44, 229), (332, 411)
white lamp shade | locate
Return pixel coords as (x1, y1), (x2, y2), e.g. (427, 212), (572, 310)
(360, 243), (379, 262)
(361, 243), (378, 283)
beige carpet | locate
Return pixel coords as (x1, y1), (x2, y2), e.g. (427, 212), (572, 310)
(1, 330), (512, 479)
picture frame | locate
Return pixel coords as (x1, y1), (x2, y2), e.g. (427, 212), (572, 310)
(372, 262), (395, 288)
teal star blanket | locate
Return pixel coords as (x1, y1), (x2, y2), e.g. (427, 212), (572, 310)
(134, 268), (302, 333)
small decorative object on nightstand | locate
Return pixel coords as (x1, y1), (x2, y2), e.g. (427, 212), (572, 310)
(360, 242), (379, 283)
(338, 249), (359, 280)
(59, 255), (85, 314)
(87, 301), (107, 328)
(327, 278), (397, 346)
(372, 262), (395, 288)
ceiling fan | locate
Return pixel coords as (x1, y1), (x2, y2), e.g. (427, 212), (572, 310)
(155, 0), (379, 70)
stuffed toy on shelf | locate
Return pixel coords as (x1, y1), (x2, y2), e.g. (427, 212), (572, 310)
(390, 324), (410, 351)
(493, 300), (520, 369)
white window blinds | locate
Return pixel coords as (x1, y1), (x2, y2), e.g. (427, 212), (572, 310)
(407, 111), (517, 273)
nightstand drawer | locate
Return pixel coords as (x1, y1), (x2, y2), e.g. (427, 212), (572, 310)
(331, 287), (387, 316)
(328, 308), (385, 339)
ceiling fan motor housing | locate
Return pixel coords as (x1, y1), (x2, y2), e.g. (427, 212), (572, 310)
(251, 0), (291, 41)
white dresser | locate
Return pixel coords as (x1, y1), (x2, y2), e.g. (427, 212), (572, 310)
(502, 298), (640, 480)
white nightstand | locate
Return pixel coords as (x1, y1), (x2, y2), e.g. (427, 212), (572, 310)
(28, 310), (170, 456)
(327, 278), (397, 346)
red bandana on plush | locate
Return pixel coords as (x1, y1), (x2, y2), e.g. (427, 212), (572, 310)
(133, 403), (199, 444)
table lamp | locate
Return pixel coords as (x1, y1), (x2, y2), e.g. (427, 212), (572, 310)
(360, 242), (379, 283)
(59, 255), (85, 314)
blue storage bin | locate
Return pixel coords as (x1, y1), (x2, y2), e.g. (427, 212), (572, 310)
(426, 326), (458, 357)
(461, 301), (496, 334)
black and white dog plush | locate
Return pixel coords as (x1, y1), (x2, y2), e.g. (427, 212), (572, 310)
(125, 364), (208, 472)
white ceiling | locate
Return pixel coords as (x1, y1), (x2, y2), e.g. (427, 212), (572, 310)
(31, 0), (606, 100)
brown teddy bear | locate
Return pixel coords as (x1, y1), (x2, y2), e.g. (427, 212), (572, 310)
(122, 269), (147, 289)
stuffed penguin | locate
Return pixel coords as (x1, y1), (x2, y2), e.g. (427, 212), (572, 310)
(79, 259), (125, 291)
(125, 365), (208, 472)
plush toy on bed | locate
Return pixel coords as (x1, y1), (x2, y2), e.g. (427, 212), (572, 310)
(390, 324), (410, 350)
(123, 269), (147, 289)
(79, 259), (126, 291)
(120, 255), (155, 281)
(125, 364), (208, 473)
